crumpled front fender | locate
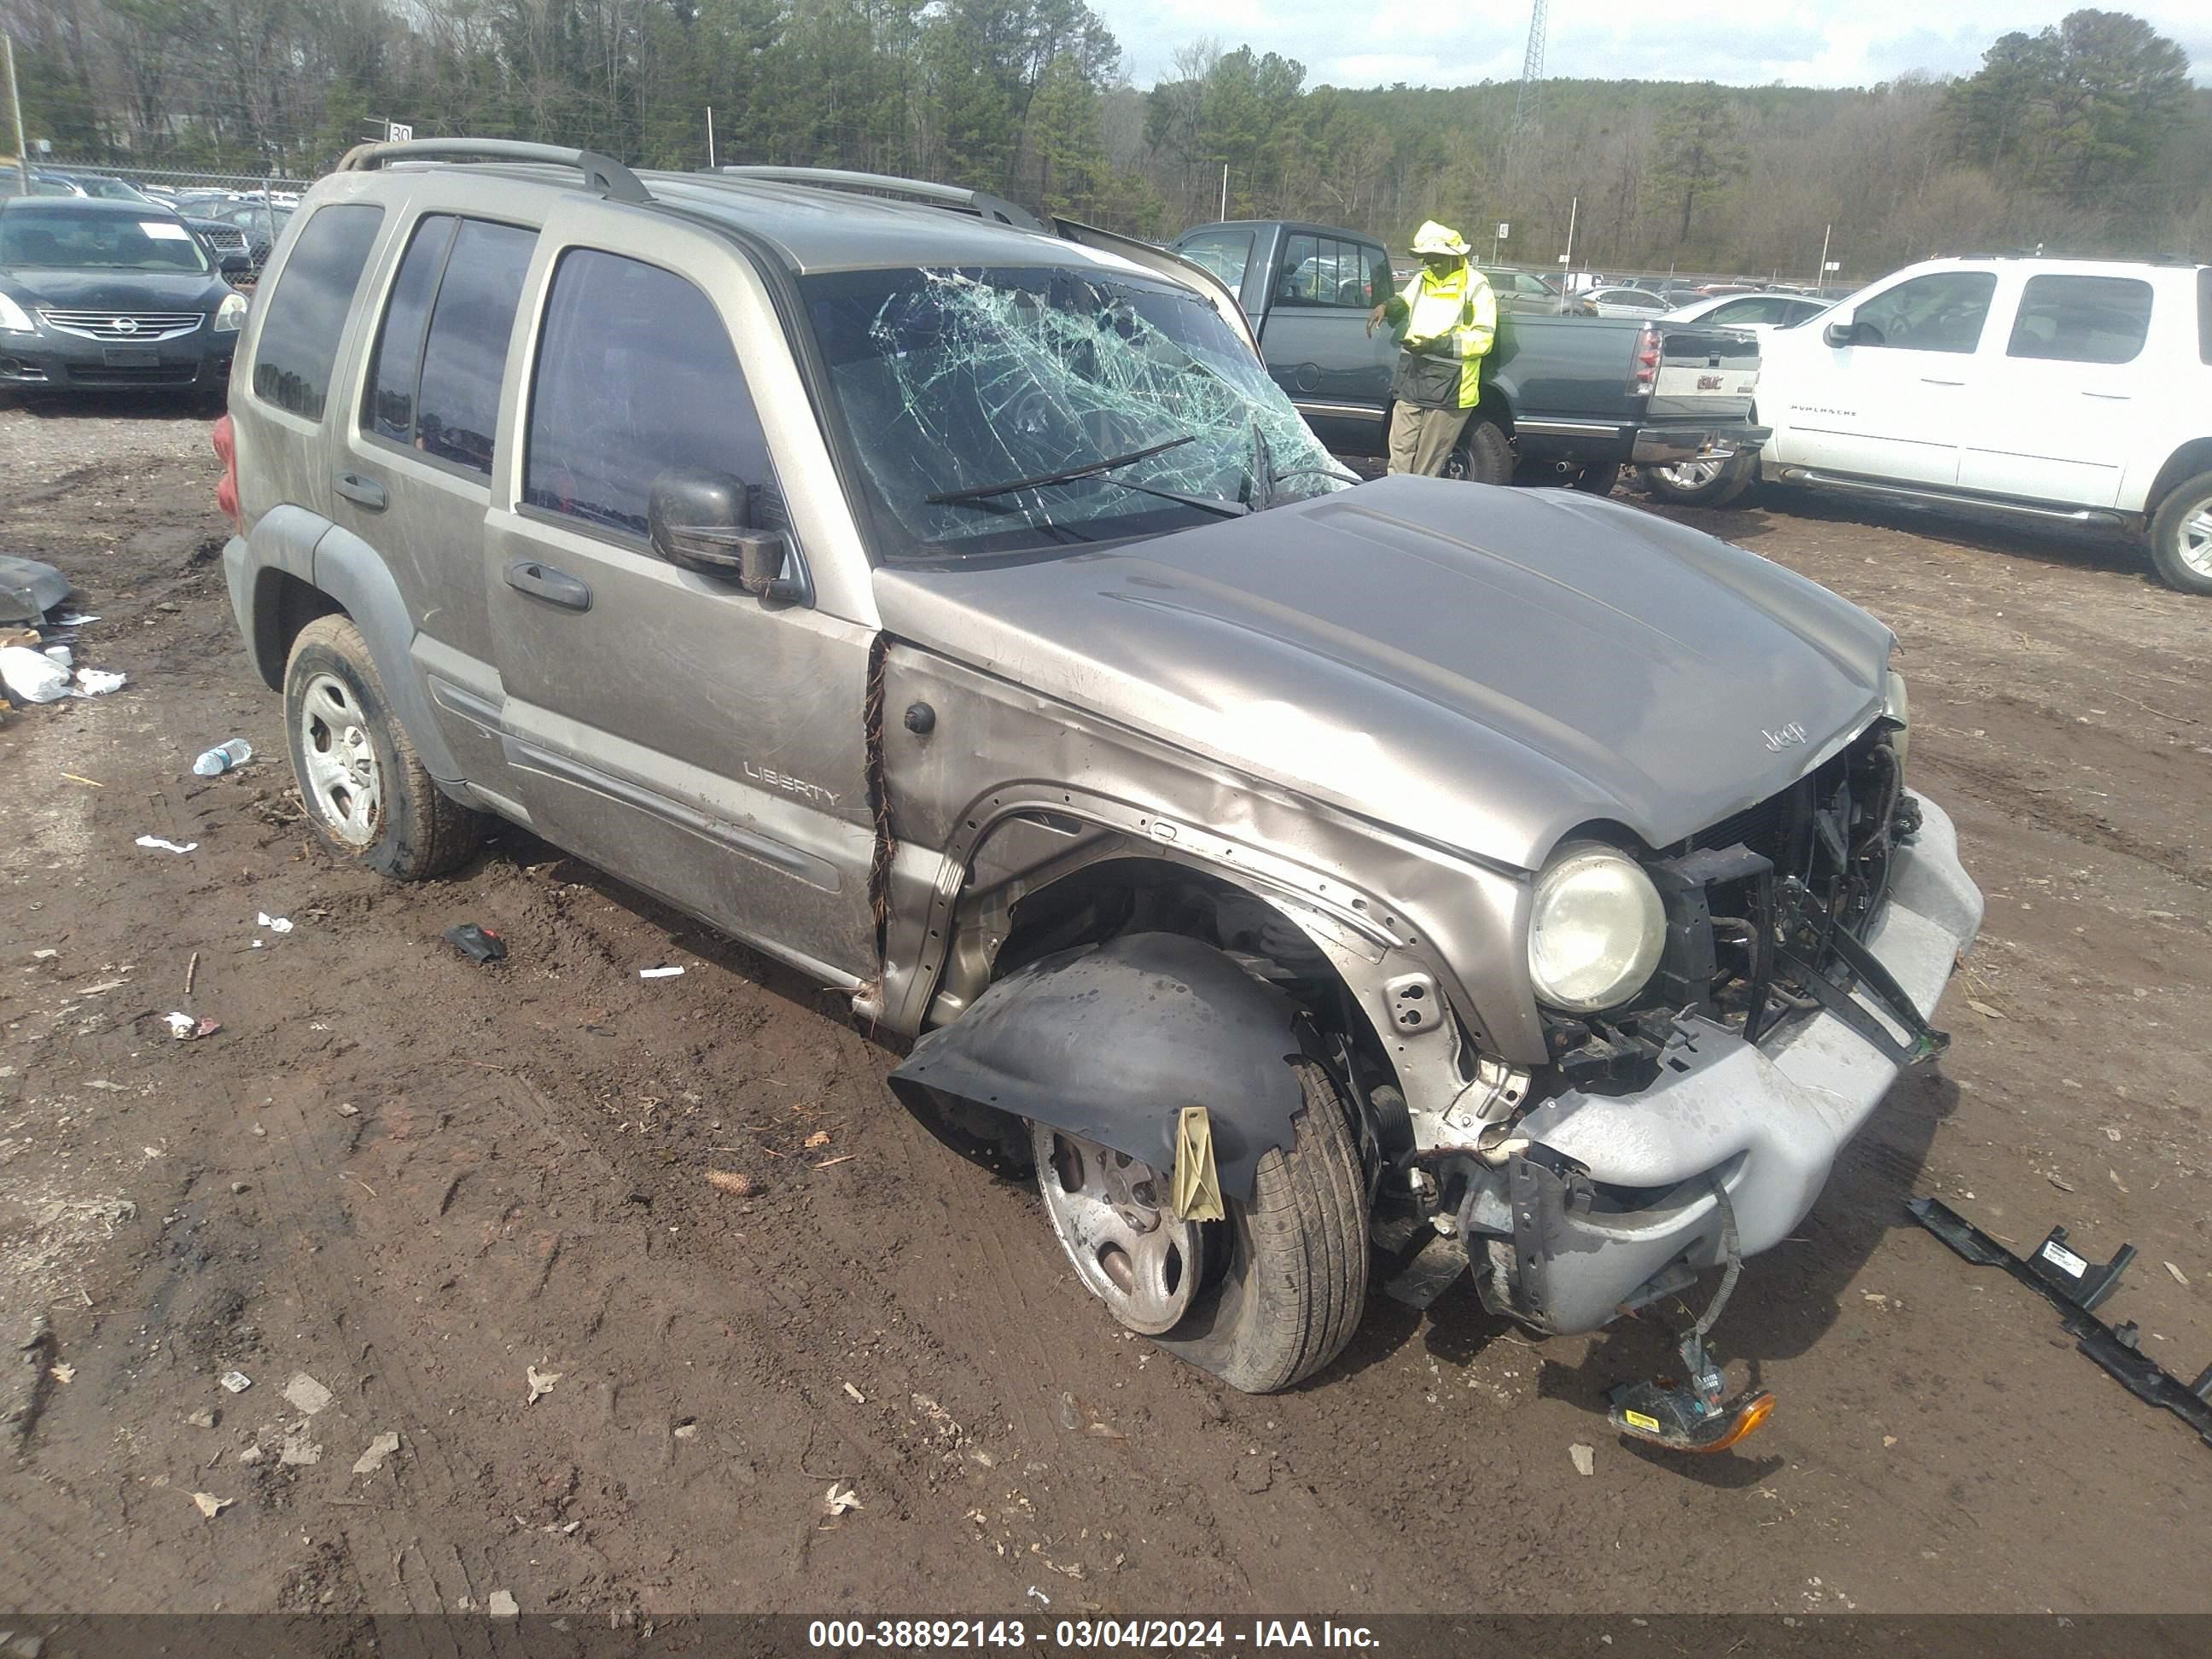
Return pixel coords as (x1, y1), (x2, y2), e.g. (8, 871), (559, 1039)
(888, 932), (1309, 1201)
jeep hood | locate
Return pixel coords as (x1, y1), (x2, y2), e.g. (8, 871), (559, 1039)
(871, 476), (1894, 871)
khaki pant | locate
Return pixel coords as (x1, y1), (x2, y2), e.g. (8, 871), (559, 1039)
(1386, 402), (1476, 477)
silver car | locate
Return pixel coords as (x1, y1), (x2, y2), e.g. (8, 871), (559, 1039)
(218, 142), (1980, 1444)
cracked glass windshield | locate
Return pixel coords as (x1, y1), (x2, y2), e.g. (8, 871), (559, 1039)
(802, 264), (1351, 558)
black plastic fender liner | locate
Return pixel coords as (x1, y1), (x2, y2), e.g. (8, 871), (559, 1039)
(888, 932), (1310, 1202)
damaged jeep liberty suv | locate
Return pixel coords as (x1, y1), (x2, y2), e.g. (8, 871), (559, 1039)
(218, 141), (1982, 1446)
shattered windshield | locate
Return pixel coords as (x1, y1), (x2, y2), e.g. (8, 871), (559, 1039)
(802, 264), (1351, 559)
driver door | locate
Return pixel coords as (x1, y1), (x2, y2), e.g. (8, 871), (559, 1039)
(1768, 268), (1999, 486)
(482, 219), (880, 985)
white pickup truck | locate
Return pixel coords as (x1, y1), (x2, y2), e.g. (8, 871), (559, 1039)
(1639, 255), (2212, 595)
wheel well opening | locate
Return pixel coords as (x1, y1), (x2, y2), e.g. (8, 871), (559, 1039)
(2148, 439), (2212, 517)
(253, 570), (343, 690)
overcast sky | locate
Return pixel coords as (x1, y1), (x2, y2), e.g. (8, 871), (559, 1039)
(1104, 2), (2212, 93)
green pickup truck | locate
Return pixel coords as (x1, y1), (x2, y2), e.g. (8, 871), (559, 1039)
(1174, 218), (1768, 492)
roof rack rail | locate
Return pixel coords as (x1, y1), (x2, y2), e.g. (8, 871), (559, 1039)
(337, 139), (652, 205)
(707, 166), (1045, 233)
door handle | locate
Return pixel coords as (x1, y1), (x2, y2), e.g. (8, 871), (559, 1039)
(333, 471), (387, 510)
(503, 557), (591, 612)
(1918, 377), (1965, 387)
(2081, 391), (2130, 401)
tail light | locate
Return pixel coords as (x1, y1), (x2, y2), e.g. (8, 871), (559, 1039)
(212, 413), (239, 523)
(1627, 323), (1663, 399)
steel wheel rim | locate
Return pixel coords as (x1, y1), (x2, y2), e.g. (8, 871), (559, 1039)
(1031, 1123), (1202, 1336)
(2179, 497), (2212, 578)
(299, 671), (382, 847)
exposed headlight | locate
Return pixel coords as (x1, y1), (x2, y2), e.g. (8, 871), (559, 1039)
(1527, 841), (1667, 1014)
(213, 292), (248, 333)
(0, 291), (34, 334)
(1883, 668), (1909, 771)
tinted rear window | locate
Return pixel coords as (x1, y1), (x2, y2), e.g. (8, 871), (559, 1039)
(415, 220), (535, 474)
(252, 202), (384, 421)
(2006, 273), (2154, 364)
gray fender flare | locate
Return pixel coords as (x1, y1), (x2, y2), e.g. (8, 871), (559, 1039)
(888, 932), (1312, 1202)
(311, 523), (463, 784)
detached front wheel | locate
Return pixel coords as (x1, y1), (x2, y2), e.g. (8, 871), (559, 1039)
(1031, 1061), (1368, 1394)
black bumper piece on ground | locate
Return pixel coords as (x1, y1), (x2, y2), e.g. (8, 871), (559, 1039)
(1909, 1196), (2212, 1452)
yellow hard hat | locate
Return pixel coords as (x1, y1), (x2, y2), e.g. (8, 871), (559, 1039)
(1411, 220), (1470, 258)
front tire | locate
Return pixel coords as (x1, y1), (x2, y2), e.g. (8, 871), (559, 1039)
(283, 614), (481, 880)
(2148, 469), (2212, 596)
(1638, 449), (1755, 508)
(1033, 1061), (1369, 1394)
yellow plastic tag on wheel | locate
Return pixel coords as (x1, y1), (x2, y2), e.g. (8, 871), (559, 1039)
(1172, 1106), (1225, 1223)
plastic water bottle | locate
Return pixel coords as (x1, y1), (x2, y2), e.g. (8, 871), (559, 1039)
(192, 738), (253, 777)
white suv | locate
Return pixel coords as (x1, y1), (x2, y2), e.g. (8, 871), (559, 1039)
(1644, 256), (2212, 595)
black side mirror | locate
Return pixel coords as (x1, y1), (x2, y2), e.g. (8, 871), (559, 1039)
(1823, 318), (1859, 348)
(648, 467), (791, 597)
(219, 252), (251, 276)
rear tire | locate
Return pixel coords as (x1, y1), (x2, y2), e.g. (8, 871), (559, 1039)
(1638, 450), (1755, 508)
(1444, 417), (1516, 486)
(2147, 469), (2212, 597)
(1570, 461), (1623, 497)
(283, 614), (481, 881)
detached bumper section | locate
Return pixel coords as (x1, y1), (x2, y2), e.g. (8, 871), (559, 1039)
(1488, 793), (1982, 1336)
(1629, 422), (1771, 467)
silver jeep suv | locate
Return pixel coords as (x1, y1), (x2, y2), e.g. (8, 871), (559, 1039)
(217, 140), (1981, 1441)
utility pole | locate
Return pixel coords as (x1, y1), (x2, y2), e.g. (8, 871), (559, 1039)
(1562, 195), (1578, 278)
(1815, 222), (1831, 289)
(4, 35), (30, 195)
(1220, 162), (1228, 221)
(707, 107), (716, 169)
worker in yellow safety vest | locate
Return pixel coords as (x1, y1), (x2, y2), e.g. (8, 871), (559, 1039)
(1365, 220), (1498, 476)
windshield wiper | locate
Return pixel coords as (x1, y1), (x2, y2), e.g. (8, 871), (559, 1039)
(924, 435), (1201, 508)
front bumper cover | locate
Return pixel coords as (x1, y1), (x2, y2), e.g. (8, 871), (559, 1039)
(0, 323), (232, 390)
(1489, 791), (1982, 1336)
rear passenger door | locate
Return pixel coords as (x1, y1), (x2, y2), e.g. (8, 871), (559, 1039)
(481, 223), (881, 985)
(1956, 272), (2156, 506)
(336, 207), (539, 793)
(1256, 230), (1395, 452)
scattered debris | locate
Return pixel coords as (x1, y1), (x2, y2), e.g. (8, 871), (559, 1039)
(1569, 1442), (1596, 1476)
(672, 1422), (700, 1441)
(351, 1432), (400, 1475)
(192, 738), (253, 777)
(334, 1102), (358, 1117)
(2170, 1263), (2192, 1288)
(824, 1481), (864, 1517)
(88, 1080), (125, 1092)
(1965, 999), (2006, 1020)
(0, 554), (71, 626)
(1026, 1586), (1051, 1607)
(526, 1365), (562, 1405)
(47, 1364), (74, 1385)
(187, 1407), (218, 1429)
(2048, 1174), (2076, 1193)
(282, 1372), (335, 1415)
(813, 1155), (856, 1169)
(704, 1168), (758, 1197)
(486, 1591), (519, 1618)
(1883, 1435), (1898, 1448)
(183, 951), (199, 995)
(256, 912), (294, 934)
(74, 667), (126, 696)
(842, 1382), (865, 1405)
(0, 645), (69, 703)
(59, 771), (102, 788)
(638, 965), (684, 980)
(30, 949), (57, 961)
(189, 1492), (232, 1520)
(218, 1371), (253, 1394)
(1908, 1197), (2212, 1454)
(278, 1432), (322, 1466)
(163, 1012), (221, 1041)
(444, 923), (506, 963)
(136, 835), (198, 854)
(804, 1130), (832, 1149)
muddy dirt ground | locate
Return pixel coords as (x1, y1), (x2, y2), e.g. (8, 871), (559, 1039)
(2, 396), (2208, 1620)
